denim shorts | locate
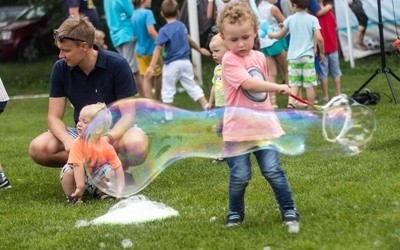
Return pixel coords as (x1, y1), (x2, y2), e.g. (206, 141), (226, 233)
(318, 51), (342, 80)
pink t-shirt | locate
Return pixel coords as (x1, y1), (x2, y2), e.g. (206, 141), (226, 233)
(221, 50), (285, 142)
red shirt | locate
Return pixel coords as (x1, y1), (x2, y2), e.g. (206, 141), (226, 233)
(317, 11), (338, 54)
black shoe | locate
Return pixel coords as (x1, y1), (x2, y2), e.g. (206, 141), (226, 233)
(226, 211), (244, 227)
(0, 175), (11, 190)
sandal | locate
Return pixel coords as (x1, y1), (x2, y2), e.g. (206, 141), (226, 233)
(286, 103), (296, 109)
(294, 101), (308, 108)
(93, 191), (115, 201)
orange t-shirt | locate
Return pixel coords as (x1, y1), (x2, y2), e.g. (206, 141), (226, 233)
(68, 137), (121, 170)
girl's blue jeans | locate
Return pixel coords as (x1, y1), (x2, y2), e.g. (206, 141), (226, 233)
(225, 148), (295, 214)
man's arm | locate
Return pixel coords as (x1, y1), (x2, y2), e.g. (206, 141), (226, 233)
(47, 97), (74, 152)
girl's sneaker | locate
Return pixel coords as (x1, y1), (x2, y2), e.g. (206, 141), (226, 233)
(226, 211), (244, 227)
(282, 209), (299, 224)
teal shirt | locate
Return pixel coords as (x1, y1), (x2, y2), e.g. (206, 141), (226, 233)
(103, 0), (134, 47)
(131, 8), (156, 55)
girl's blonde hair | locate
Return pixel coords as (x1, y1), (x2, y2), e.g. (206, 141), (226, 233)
(216, 2), (259, 35)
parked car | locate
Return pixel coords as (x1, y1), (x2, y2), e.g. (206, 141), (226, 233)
(0, 2), (63, 62)
(0, 5), (29, 27)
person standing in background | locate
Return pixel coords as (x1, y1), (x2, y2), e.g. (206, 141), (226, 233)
(64, 0), (100, 29)
(103, 0), (143, 97)
(258, 0), (288, 109)
(316, 0), (341, 102)
(0, 77), (11, 190)
(132, 0), (163, 100)
(348, 0), (368, 50)
(145, 0), (210, 112)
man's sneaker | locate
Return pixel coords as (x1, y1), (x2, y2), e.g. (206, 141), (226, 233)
(0, 175), (11, 190)
(282, 209), (299, 224)
(226, 211), (244, 227)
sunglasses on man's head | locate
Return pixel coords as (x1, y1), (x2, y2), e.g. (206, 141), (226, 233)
(53, 30), (85, 43)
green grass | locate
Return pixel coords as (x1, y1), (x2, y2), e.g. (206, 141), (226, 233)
(1, 52), (400, 249)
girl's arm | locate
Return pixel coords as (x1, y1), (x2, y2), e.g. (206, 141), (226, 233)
(241, 77), (291, 94)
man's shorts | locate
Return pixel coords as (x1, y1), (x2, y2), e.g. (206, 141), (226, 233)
(136, 54), (163, 76)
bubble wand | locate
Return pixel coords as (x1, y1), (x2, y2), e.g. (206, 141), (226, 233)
(290, 94), (376, 148)
(289, 94), (323, 110)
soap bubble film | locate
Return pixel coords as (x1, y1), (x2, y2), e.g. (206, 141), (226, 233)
(83, 95), (376, 197)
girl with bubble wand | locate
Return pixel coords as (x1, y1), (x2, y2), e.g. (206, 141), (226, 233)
(217, 2), (299, 227)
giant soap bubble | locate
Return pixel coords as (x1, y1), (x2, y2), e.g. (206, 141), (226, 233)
(83, 95), (376, 198)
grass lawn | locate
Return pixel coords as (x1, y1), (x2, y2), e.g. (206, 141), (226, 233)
(0, 51), (400, 249)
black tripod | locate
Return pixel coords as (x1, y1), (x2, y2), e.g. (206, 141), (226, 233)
(353, 0), (400, 104)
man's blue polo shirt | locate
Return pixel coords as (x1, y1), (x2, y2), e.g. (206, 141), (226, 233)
(50, 45), (137, 124)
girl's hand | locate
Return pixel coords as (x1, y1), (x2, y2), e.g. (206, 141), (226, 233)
(278, 84), (291, 95)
